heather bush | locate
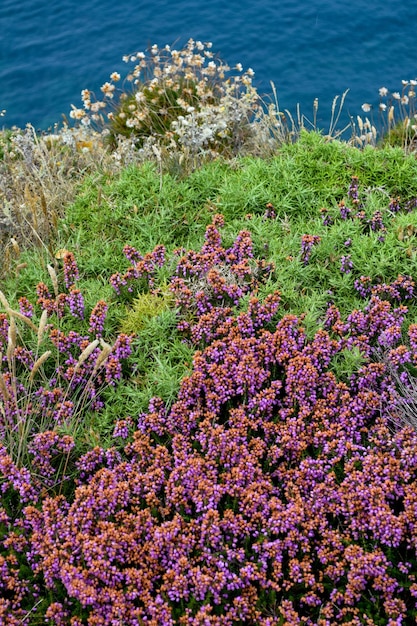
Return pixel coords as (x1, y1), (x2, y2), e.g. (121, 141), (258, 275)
(3, 125), (417, 623)
(3, 201), (417, 621)
(4, 283), (417, 623)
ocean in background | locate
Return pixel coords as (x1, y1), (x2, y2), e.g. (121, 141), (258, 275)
(1, 0), (417, 132)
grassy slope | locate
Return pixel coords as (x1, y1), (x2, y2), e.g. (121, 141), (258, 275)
(3, 131), (417, 447)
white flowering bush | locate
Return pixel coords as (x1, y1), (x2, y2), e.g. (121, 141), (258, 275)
(356, 79), (417, 150)
(69, 39), (278, 163)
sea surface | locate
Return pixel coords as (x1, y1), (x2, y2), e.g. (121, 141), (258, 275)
(1, 0), (417, 132)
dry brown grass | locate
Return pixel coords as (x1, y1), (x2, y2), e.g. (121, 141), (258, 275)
(0, 124), (114, 278)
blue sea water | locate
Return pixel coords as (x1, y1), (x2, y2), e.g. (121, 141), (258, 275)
(1, 0), (417, 132)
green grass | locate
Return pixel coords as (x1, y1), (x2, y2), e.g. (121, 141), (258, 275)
(3, 131), (417, 446)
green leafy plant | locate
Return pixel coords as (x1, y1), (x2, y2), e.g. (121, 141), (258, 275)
(119, 290), (174, 334)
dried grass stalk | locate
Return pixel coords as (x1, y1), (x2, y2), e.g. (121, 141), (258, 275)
(7, 309), (39, 333)
(0, 290), (11, 311)
(29, 350), (52, 381)
(0, 373), (10, 401)
(74, 339), (100, 371)
(6, 317), (17, 364)
(94, 340), (113, 369)
(47, 264), (59, 297)
(37, 309), (49, 347)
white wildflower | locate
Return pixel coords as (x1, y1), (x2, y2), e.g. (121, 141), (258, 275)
(101, 82), (115, 98)
(69, 106), (86, 120)
(177, 97), (189, 109)
(361, 103), (372, 112)
(89, 101), (101, 113)
(191, 54), (204, 67)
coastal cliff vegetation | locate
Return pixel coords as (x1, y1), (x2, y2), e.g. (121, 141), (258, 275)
(1, 41), (417, 624)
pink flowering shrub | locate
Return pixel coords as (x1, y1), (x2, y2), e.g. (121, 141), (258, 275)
(1, 284), (417, 623)
(110, 214), (275, 343)
(4, 198), (417, 623)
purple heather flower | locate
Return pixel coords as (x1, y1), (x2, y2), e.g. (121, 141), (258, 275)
(123, 244), (142, 264)
(354, 275), (372, 298)
(112, 417), (132, 439)
(389, 197), (402, 213)
(301, 234), (321, 265)
(405, 197), (417, 212)
(339, 200), (351, 220)
(18, 296), (34, 318)
(88, 300), (108, 337)
(347, 175), (360, 206)
(62, 252), (79, 288)
(369, 210), (385, 232)
(340, 254), (353, 274)
(263, 203), (276, 219)
(320, 207), (333, 226)
(68, 288), (84, 319)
